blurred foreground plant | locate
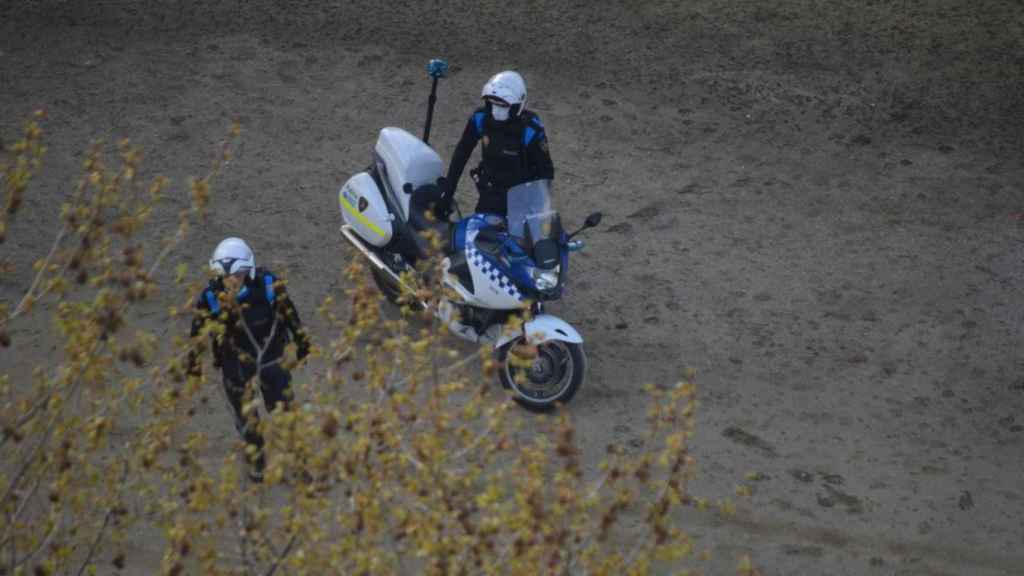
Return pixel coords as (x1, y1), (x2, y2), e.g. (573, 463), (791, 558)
(0, 117), (756, 575)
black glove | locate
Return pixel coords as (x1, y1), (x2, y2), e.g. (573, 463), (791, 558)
(433, 179), (454, 221)
(296, 338), (311, 362)
(433, 200), (452, 222)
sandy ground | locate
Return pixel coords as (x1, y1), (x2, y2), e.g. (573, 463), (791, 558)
(2, 1), (1024, 574)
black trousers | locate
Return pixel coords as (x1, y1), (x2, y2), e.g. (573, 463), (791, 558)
(474, 183), (509, 216)
(472, 170), (511, 217)
(221, 357), (293, 471)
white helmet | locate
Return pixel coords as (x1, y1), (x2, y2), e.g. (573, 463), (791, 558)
(209, 237), (255, 279)
(481, 71), (527, 122)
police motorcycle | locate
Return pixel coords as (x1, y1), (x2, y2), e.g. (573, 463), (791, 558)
(337, 59), (601, 410)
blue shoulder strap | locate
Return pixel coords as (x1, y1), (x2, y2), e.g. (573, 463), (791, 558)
(473, 111), (486, 137)
(264, 273), (276, 303)
(523, 115), (544, 146)
(203, 289), (220, 315)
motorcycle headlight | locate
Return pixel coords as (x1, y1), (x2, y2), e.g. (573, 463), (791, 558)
(530, 266), (560, 291)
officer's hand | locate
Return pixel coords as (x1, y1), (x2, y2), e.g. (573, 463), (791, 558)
(296, 344), (311, 363)
(437, 176), (452, 197)
(433, 201), (452, 222)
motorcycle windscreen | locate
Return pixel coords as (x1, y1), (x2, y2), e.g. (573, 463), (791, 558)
(506, 180), (561, 269)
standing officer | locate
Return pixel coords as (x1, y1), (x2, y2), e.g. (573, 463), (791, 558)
(187, 237), (311, 482)
(440, 70), (554, 218)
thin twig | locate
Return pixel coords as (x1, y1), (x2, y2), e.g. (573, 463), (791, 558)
(263, 533), (298, 576)
(1, 336), (106, 452)
(621, 456), (683, 570)
(239, 506), (254, 576)
(451, 420), (498, 461)
(389, 351), (478, 390)
(6, 385), (52, 429)
(74, 460), (131, 576)
(6, 511), (12, 576)
(10, 514), (59, 571)
(0, 460), (49, 548)
(0, 335), (100, 510)
(145, 228), (184, 280)
(238, 300), (278, 373)
(254, 525), (280, 562)
(6, 223), (68, 322)
(0, 409), (60, 512)
(74, 506), (115, 575)
(565, 469), (625, 573)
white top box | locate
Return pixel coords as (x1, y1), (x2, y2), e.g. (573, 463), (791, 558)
(374, 127), (444, 199)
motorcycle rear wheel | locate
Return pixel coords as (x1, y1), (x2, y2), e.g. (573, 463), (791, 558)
(370, 265), (404, 305)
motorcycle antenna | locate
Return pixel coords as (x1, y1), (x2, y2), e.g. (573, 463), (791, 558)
(423, 59), (449, 145)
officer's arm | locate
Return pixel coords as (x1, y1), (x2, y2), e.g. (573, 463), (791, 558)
(275, 286), (311, 361)
(528, 130), (555, 181)
(189, 301), (206, 339)
(444, 115), (482, 195)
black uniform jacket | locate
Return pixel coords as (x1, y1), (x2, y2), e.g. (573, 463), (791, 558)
(188, 268), (309, 370)
(445, 107), (554, 214)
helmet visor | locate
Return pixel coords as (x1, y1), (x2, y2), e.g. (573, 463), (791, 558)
(486, 97), (512, 121)
(483, 95), (511, 107)
(211, 257), (253, 277)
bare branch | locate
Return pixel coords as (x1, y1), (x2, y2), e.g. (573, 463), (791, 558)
(10, 514), (59, 571)
(263, 533), (298, 576)
(389, 351), (479, 391)
(238, 506), (254, 576)
(73, 461), (131, 576)
(74, 506), (116, 576)
(5, 223), (68, 322)
(451, 419), (499, 461)
(0, 409), (60, 511)
(145, 227), (185, 280)
(1, 338), (106, 449)
(0, 460), (49, 548)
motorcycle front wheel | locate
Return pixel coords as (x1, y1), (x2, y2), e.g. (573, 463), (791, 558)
(497, 338), (585, 411)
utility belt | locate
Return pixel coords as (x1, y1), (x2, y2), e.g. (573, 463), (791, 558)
(469, 166), (490, 189)
(470, 166), (514, 194)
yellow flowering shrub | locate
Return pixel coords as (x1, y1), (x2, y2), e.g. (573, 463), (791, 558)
(0, 116), (756, 575)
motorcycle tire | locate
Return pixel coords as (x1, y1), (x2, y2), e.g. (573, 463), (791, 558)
(497, 338), (585, 412)
(370, 265), (404, 305)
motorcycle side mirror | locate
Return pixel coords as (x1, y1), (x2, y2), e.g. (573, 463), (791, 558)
(568, 212), (603, 239)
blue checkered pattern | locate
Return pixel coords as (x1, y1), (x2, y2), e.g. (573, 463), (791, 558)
(467, 246), (522, 300)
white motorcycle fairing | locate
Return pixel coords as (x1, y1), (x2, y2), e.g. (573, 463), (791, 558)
(440, 226), (525, 311)
(338, 172), (394, 247)
(495, 314), (584, 348)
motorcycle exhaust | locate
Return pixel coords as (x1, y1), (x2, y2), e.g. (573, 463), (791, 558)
(339, 224), (426, 308)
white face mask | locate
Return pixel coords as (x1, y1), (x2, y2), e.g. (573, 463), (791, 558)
(490, 104), (511, 122)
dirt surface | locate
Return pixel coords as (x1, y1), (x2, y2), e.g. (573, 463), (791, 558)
(3, 1), (1024, 574)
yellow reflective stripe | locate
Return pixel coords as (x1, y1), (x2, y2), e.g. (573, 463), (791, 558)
(339, 191), (386, 238)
